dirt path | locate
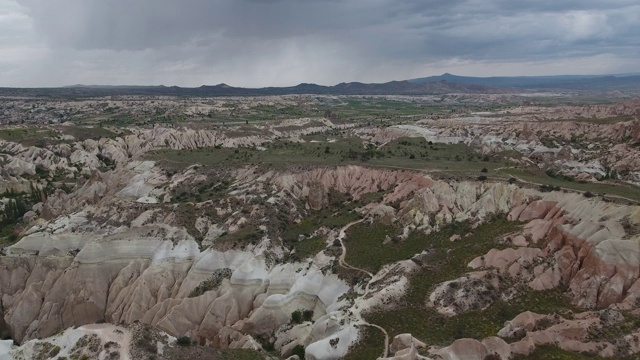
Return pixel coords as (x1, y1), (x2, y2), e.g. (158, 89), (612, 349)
(337, 219), (390, 359)
(337, 219), (372, 277)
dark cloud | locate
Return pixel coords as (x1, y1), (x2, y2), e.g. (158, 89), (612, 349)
(2, 0), (639, 86)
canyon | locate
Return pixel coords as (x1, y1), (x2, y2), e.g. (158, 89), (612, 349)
(0, 93), (639, 359)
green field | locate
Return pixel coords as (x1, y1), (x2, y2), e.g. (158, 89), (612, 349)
(72, 97), (465, 126)
(0, 125), (125, 147)
(345, 221), (419, 274)
(58, 125), (122, 141)
(213, 98), (467, 123)
(227, 104), (323, 122)
(0, 128), (57, 147)
(149, 136), (502, 176)
(337, 99), (443, 118)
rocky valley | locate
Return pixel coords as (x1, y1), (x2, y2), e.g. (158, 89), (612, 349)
(0, 93), (640, 360)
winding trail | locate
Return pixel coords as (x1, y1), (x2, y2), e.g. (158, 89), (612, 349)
(337, 219), (390, 359)
(337, 219), (371, 277)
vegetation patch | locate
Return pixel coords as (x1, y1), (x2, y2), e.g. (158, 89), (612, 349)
(0, 128), (57, 147)
(344, 218), (495, 274)
(288, 236), (326, 261)
(344, 221), (399, 273)
(188, 268), (233, 298)
(172, 177), (231, 203)
(279, 190), (364, 259)
(0, 185), (43, 246)
(343, 325), (385, 360)
(148, 136), (495, 175)
(220, 349), (268, 360)
(176, 336), (192, 346)
(213, 225), (263, 250)
(290, 309), (314, 324)
(361, 217), (579, 347)
(511, 345), (633, 360)
(58, 125), (122, 141)
(32, 342), (60, 360)
(500, 167), (640, 202)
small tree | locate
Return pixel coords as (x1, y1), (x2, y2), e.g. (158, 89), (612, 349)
(291, 310), (303, 324)
(291, 344), (305, 358)
(177, 336), (192, 346)
(302, 310), (314, 322)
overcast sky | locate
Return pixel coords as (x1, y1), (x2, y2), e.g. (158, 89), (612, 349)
(1, 0), (639, 87)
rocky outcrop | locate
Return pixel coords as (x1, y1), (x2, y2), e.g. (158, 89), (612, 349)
(432, 338), (493, 360)
(472, 188), (640, 309)
(2, 156), (640, 359)
(435, 307), (638, 360)
(491, 309), (637, 358)
(272, 165), (435, 206)
(1, 231), (349, 348)
(469, 247), (544, 279)
(270, 166), (536, 236)
(428, 271), (507, 316)
(3, 324), (133, 360)
(380, 333), (429, 360)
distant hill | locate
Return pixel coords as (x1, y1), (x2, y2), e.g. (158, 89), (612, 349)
(409, 73), (640, 91)
(1, 73), (640, 97)
(0, 80), (503, 97)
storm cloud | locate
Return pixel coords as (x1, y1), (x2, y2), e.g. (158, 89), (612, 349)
(1, 0), (639, 86)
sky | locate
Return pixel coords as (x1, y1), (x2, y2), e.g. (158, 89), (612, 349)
(1, 0), (639, 87)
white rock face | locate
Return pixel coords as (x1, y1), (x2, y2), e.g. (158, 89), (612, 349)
(70, 149), (101, 169)
(0, 340), (13, 360)
(1, 219), (351, 351)
(6, 324), (132, 360)
(304, 324), (359, 360)
(4, 158), (36, 176)
(6, 232), (91, 256)
(118, 161), (163, 199)
(392, 124), (464, 144)
(1, 142), (640, 360)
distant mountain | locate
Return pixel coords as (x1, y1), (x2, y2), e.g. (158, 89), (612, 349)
(410, 73), (640, 91)
(0, 80), (503, 97)
(2, 73), (640, 97)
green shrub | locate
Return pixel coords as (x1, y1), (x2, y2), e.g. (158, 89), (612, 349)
(177, 336), (192, 346)
(291, 310), (303, 324)
(290, 308), (314, 324)
(49, 346), (61, 357)
(291, 344), (305, 358)
(302, 310), (314, 322)
(188, 268), (232, 298)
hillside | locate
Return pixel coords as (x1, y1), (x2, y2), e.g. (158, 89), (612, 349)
(410, 73), (640, 91)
